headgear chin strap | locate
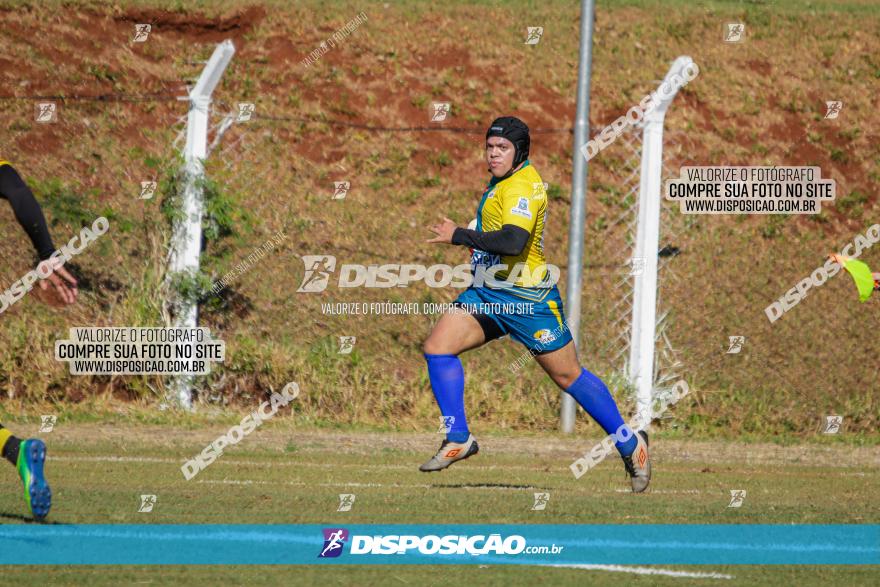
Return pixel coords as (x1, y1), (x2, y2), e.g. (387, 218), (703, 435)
(486, 116), (530, 176)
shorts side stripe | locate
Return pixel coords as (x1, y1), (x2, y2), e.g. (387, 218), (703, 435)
(546, 299), (564, 328)
(492, 286), (552, 302)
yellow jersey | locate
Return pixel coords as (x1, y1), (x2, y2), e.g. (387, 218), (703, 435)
(471, 160), (552, 298)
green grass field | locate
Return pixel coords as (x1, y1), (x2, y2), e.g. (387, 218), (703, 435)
(2, 0), (879, 436)
(1, 422), (877, 585)
(1, 0), (879, 583)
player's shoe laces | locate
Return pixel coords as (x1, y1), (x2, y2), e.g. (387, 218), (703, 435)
(419, 434), (479, 472)
(622, 430), (651, 493)
(17, 438), (51, 520)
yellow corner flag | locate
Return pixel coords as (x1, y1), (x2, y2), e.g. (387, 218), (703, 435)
(830, 254), (876, 303)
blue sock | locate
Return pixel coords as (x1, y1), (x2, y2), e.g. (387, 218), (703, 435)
(566, 368), (637, 457)
(424, 354), (470, 443)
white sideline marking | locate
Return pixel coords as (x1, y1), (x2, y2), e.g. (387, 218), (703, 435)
(548, 564), (733, 580)
(51, 455), (551, 473)
(195, 478), (704, 495)
(50, 456), (869, 477)
(43, 458), (726, 494)
(196, 479), (460, 490)
(614, 489), (704, 494)
(54, 455), (416, 470)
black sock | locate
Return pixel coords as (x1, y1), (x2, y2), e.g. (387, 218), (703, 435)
(2, 435), (21, 466)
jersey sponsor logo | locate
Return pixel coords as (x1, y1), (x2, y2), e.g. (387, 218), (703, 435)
(533, 329), (557, 344)
(471, 250), (501, 269)
(511, 197), (532, 219)
(486, 189), (496, 199)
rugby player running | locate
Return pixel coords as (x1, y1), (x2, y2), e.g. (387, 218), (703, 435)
(0, 159), (77, 519)
(421, 117), (651, 492)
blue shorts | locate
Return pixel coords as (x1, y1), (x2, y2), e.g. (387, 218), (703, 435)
(454, 285), (572, 353)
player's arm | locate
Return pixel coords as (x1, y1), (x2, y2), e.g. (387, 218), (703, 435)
(0, 164), (56, 261)
(428, 186), (537, 255)
(427, 218), (529, 256)
(0, 163), (78, 304)
(450, 224), (529, 256)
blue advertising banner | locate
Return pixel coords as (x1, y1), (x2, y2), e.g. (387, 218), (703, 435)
(1, 524), (877, 565)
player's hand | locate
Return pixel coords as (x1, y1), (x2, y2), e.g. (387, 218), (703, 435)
(427, 217), (458, 244)
(37, 259), (78, 305)
(829, 253), (846, 266)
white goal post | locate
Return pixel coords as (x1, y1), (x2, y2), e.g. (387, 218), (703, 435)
(629, 56), (694, 427)
(165, 40), (236, 410)
(563, 55), (692, 432)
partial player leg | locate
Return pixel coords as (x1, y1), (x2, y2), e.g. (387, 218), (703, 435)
(0, 424), (52, 519)
(419, 307), (494, 472)
(533, 342), (651, 492)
